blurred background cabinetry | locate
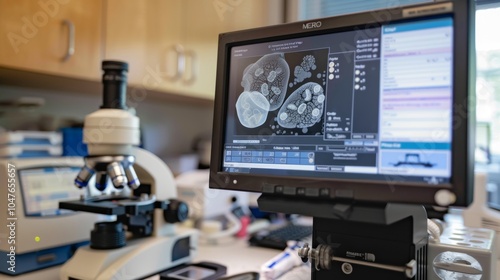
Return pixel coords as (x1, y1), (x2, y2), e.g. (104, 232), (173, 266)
(0, 0), (284, 101)
(0, 0), (102, 80)
(104, 0), (284, 100)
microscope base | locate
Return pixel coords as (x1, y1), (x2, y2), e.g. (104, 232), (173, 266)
(59, 229), (197, 280)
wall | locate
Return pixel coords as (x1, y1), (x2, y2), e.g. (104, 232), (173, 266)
(0, 85), (214, 158)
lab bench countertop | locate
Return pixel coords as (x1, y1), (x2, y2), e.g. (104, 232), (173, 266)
(194, 238), (281, 276)
(0, 238), (281, 280)
(3, 237), (499, 279)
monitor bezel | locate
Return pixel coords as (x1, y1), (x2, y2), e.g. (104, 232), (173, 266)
(210, 0), (475, 207)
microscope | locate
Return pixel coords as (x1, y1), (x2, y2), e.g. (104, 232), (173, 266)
(59, 61), (197, 280)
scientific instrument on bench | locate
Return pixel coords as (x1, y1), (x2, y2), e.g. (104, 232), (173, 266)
(464, 172), (500, 259)
(176, 169), (248, 243)
(59, 61), (197, 280)
(426, 214), (496, 280)
(0, 157), (97, 276)
(209, 0), (475, 279)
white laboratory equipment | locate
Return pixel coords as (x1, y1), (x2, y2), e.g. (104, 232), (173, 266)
(0, 157), (97, 276)
(58, 61), (197, 280)
(176, 169), (248, 243)
(463, 172), (500, 259)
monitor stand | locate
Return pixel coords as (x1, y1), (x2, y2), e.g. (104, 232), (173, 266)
(258, 194), (428, 279)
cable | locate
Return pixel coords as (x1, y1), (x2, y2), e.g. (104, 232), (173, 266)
(199, 212), (242, 244)
(427, 218), (442, 243)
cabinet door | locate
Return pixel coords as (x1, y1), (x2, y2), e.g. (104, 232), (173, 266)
(0, 0), (102, 80)
(104, 0), (183, 90)
(182, 0), (285, 100)
(105, 0), (284, 101)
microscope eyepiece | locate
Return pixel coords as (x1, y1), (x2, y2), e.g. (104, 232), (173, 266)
(102, 60), (129, 72)
(101, 60), (128, 110)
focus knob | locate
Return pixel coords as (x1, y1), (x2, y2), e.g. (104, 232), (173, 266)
(163, 199), (189, 223)
(90, 221), (126, 249)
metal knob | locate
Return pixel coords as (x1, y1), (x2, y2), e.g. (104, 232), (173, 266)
(298, 243), (332, 271)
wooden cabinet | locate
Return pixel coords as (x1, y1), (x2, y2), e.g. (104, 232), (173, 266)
(0, 1), (283, 101)
(0, 0), (103, 80)
(105, 0), (284, 100)
(104, 0), (183, 91)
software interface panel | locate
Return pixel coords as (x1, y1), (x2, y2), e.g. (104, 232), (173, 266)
(223, 17), (453, 185)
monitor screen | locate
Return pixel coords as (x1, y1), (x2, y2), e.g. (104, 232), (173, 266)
(210, 1), (475, 207)
(19, 167), (84, 217)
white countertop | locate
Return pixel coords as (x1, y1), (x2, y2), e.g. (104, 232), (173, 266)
(194, 238), (280, 276)
(2, 236), (498, 279)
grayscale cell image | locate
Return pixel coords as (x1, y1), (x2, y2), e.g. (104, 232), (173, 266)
(277, 82), (325, 129)
(241, 53), (290, 111)
(235, 91), (271, 128)
(230, 48), (328, 136)
(292, 55), (317, 85)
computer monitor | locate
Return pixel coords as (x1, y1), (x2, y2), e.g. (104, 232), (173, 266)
(210, 1), (475, 207)
(19, 166), (84, 216)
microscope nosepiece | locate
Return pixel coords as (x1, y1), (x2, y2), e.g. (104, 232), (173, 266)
(74, 165), (95, 188)
(107, 162), (128, 189)
(124, 164), (140, 189)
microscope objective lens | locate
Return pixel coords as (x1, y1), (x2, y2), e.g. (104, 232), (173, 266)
(74, 165), (95, 188)
(124, 164), (140, 189)
(107, 162), (128, 189)
(95, 172), (108, 191)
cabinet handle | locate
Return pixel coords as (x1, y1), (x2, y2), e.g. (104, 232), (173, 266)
(163, 44), (185, 81)
(182, 50), (196, 85)
(62, 19), (75, 62)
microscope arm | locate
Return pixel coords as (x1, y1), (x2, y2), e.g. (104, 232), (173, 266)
(132, 146), (177, 201)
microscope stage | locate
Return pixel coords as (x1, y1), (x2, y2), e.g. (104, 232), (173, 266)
(59, 195), (156, 215)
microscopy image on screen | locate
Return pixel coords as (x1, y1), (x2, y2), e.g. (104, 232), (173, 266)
(233, 48), (329, 136)
(241, 53), (290, 111)
(291, 54), (320, 86)
(277, 82), (325, 129)
(235, 90), (271, 128)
